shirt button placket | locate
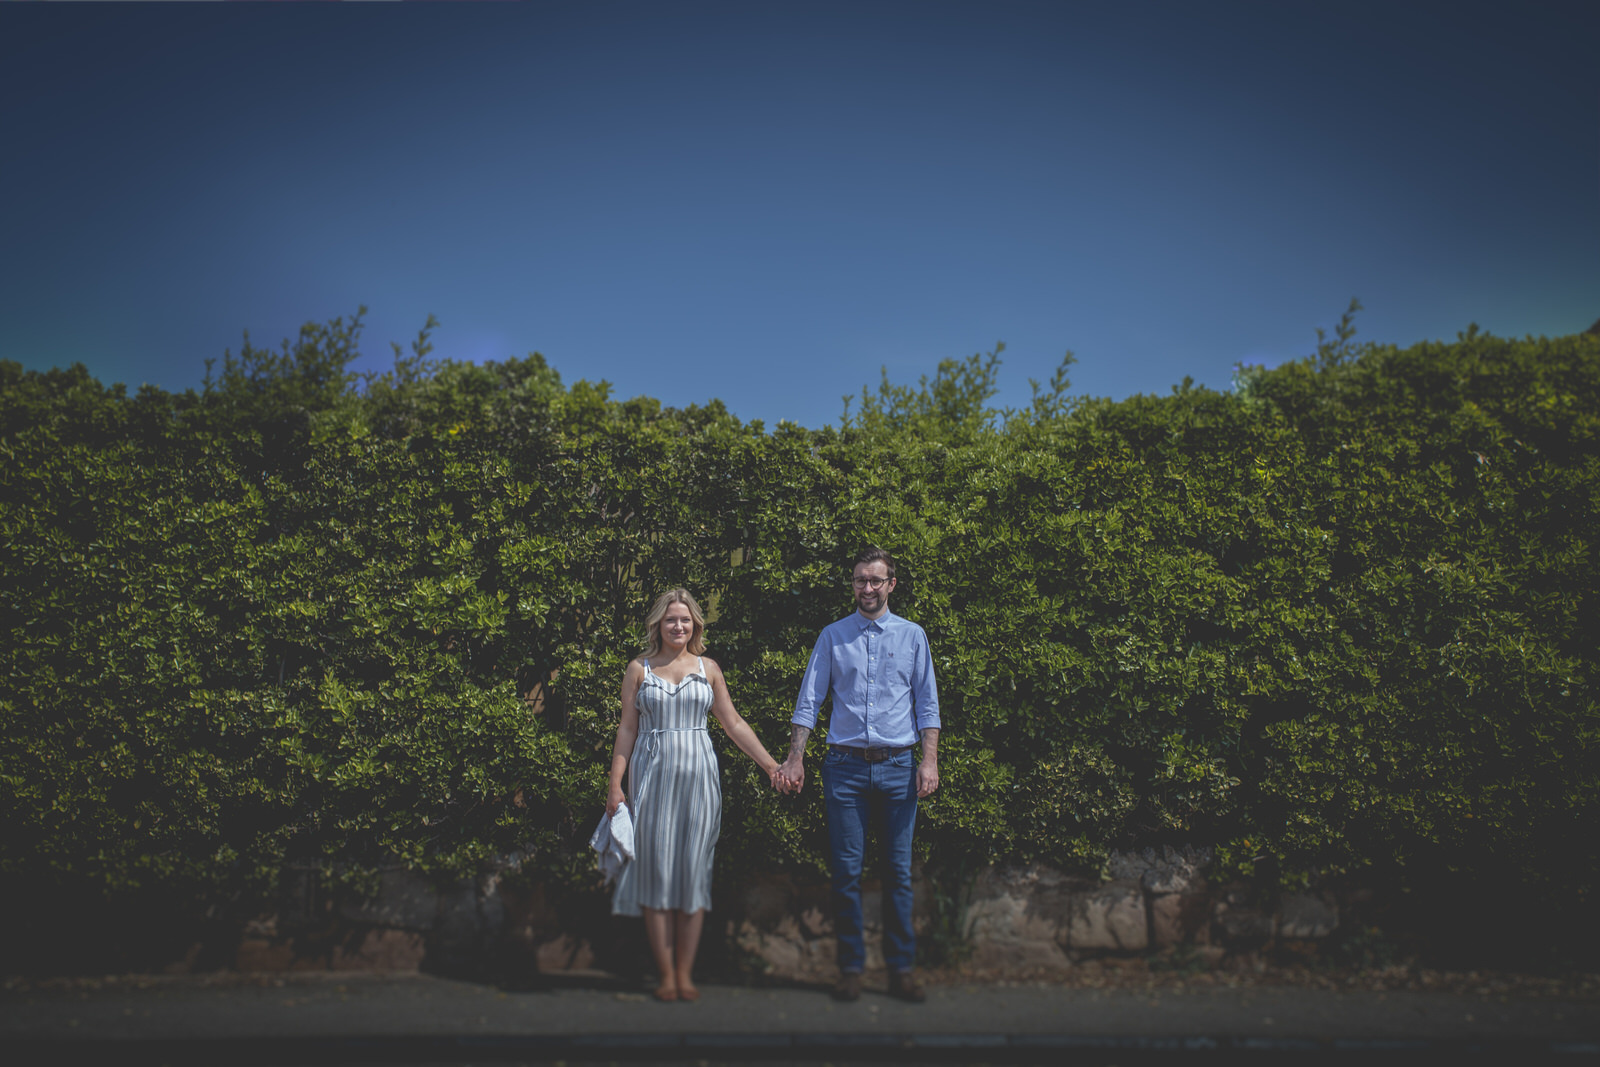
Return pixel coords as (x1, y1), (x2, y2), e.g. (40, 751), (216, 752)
(865, 630), (874, 744)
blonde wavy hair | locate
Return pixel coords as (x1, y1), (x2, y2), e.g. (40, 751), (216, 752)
(641, 588), (707, 659)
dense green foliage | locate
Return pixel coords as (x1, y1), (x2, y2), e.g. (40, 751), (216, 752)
(3, 310), (1597, 944)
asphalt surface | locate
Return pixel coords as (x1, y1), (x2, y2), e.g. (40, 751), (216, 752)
(3, 971), (1597, 1064)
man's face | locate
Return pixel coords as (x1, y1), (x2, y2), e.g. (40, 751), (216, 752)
(851, 560), (895, 616)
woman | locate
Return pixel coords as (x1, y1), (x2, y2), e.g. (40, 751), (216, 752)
(606, 588), (780, 1001)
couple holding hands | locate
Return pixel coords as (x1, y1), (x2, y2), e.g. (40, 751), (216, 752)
(604, 547), (940, 1003)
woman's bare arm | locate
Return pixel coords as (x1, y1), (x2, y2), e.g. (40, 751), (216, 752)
(704, 659), (781, 781)
(606, 660), (644, 815)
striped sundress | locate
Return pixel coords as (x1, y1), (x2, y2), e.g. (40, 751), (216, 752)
(611, 658), (721, 916)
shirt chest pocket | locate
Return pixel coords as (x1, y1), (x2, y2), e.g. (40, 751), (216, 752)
(882, 649), (912, 687)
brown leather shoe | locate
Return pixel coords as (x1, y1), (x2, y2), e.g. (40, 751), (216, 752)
(888, 970), (926, 1003)
(832, 971), (862, 1002)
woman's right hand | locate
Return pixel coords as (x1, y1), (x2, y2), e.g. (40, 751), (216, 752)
(606, 781), (626, 817)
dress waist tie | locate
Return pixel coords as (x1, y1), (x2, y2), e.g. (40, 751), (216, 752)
(643, 726), (708, 757)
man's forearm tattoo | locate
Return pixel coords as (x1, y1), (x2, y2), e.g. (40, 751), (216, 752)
(788, 724), (811, 760)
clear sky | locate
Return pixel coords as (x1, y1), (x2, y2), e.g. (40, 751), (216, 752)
(3, 1), (1595, 429)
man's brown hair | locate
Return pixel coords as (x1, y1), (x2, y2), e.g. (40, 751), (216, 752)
(854, 546), (896, 580)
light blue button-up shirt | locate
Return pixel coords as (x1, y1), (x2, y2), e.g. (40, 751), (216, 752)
(792, 609), (940, 747)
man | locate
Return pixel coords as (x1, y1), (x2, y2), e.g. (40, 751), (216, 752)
(776, 546), (940, 1003)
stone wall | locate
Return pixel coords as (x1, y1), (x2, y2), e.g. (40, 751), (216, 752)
(190, 846), (1342, 980)
(731, 846), (1339, 980)
(955, 847), (1337, 974)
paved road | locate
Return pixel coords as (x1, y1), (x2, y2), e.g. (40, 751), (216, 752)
(3, 972), (1597, 1063)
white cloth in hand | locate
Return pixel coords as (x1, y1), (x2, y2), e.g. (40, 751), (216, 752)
(589, 804), (635, 886)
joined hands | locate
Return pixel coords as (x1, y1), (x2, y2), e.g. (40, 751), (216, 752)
(769, 755), (805, 794)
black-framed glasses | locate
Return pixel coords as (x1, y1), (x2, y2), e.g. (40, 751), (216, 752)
(851, 576), (889, 589)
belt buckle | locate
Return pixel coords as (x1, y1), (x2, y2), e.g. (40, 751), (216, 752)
(863, 746), (889, 762)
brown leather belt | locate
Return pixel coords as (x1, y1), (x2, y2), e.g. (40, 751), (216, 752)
(830, 744), (915, 762)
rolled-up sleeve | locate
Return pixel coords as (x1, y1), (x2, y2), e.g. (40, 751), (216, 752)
(912, 631), (940, 733)
(792, 634), (832, 729)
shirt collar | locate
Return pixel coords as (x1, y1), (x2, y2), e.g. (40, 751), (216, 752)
(856, 609), (893, 632)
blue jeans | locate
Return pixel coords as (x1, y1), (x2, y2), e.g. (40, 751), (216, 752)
(822, 747), (918, 973)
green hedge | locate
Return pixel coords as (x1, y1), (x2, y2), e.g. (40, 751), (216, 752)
(2, 312), (1596, 951)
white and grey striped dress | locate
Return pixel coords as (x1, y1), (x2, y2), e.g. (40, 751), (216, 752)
(612, 658), (721, 916)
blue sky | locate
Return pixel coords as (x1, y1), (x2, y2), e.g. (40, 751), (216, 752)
(3, 1), (1595, 430)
